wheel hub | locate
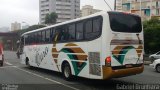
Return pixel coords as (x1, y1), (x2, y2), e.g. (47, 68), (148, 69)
(64, 66), (70, 78)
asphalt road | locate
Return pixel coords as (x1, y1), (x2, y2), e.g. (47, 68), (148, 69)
(0, 51), (160, 90)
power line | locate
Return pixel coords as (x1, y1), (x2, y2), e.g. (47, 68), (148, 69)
(107, 0), (113, 5)
(104, 0), (113, 11)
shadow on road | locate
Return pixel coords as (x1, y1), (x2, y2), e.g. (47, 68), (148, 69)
(22, 66), (134, 90)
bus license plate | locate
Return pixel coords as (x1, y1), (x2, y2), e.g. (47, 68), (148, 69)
(126, 65), (133, 68)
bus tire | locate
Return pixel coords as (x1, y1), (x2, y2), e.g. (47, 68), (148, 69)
(62, 62), (72, 81)
(156, 64), (160, 73)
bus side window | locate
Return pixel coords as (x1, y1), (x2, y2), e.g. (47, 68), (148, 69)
(84, 17), (102, 40)
(85, 19), (93, 39)
(56, 26), (65, 42)
(93, 17), (102, 34)
(68, 23), (76, 40)
(28, 34), (32, 45)
(25, 35), (29, 45)
(34, 33), (38, 44)
(42, 31), (46, 43)
(51, 28), (57, 42)
(37, 32), (42, 44)
(46, 30), (50, 43)
(76, 21), (84, 40)
(61, 25), (70, 41)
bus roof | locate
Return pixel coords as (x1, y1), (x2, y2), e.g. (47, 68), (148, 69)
(21, 11), (139, 36)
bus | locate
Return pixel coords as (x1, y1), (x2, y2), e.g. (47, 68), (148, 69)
(19, 11), (144, 80)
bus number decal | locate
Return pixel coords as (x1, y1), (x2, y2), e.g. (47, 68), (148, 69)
(35, 47), (49, 66)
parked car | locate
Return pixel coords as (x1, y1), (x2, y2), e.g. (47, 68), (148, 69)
(149, 51), (160, 63)
(0, 44), (4, 67)
(150, 59), (160, 73)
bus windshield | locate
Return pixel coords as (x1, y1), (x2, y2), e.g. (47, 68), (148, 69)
(108, 12), (142, 33)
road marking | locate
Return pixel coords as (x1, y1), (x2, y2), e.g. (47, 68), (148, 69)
(13, 66), (79, 90)
(5, 62), (13, 65)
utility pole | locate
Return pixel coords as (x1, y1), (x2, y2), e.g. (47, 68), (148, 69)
(114, 0), (116, 11)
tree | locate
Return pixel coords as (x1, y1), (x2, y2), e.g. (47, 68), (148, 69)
(144, 17), (160, 54)
(45, 12), (58, 25)
(11, 24), (46, 36)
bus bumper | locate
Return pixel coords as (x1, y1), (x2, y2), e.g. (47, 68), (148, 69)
(102, 65), (144, 79)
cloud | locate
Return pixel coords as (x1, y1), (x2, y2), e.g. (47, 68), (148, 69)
(0, 0), (114, 28)
(81, 0), (114, 11)
(0, 0), (39, 27)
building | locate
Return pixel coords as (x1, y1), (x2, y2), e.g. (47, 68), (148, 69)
(81, 5), (102, 17)
(11, 22), (21, 31)
(115, 0), (160, 20)
(115, 0), (123, 11)
(39, 0), (80, 24)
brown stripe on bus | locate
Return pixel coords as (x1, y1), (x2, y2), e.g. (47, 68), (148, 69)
(52, 48), (58, 52)
(52, 54), (59, 58)
(65, 43), (78, 46)
(69, 48), (85, 53)
(112, 46), (125, 55)
(75, 55), (88, 61)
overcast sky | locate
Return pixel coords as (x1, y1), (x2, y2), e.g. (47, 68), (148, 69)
(0, 0), (114, 28)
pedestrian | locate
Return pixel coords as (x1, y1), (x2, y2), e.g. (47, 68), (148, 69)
(16, 48), (20, 59)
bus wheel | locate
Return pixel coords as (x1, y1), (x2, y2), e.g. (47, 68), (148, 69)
(156, 65), (160, 73)
(62, 62), (72, 81)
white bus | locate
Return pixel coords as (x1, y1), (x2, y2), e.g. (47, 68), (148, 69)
(20, 11), (144, 80)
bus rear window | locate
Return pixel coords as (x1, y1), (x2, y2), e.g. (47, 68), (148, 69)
(108, 12), (142, 33)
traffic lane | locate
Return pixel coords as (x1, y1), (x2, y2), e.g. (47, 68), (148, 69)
(0, 66), (56, 84)
(4, 51), (160, 89)
(17, 66), (138, 90)
(0, 66), (77, 90)
(4, 64), (160, 90)
(18, 65), (160, 90)
(115, 65), (160, 84)
(4, 51), (22, 67)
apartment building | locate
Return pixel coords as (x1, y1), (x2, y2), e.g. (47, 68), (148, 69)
(39, 0), (80, 24)
(115, 0), (123, 11)
(116, 0), (160, 20)
(81, 5), (101, 17)
(11, 22), (21, 31)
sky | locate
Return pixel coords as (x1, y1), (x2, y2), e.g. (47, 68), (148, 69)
(0, 0), (114, 30)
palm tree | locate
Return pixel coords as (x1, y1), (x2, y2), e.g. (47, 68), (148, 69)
(45, 12), (58, 25)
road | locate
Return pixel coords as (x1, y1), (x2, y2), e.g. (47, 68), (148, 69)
(0, 51), (160, 90)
